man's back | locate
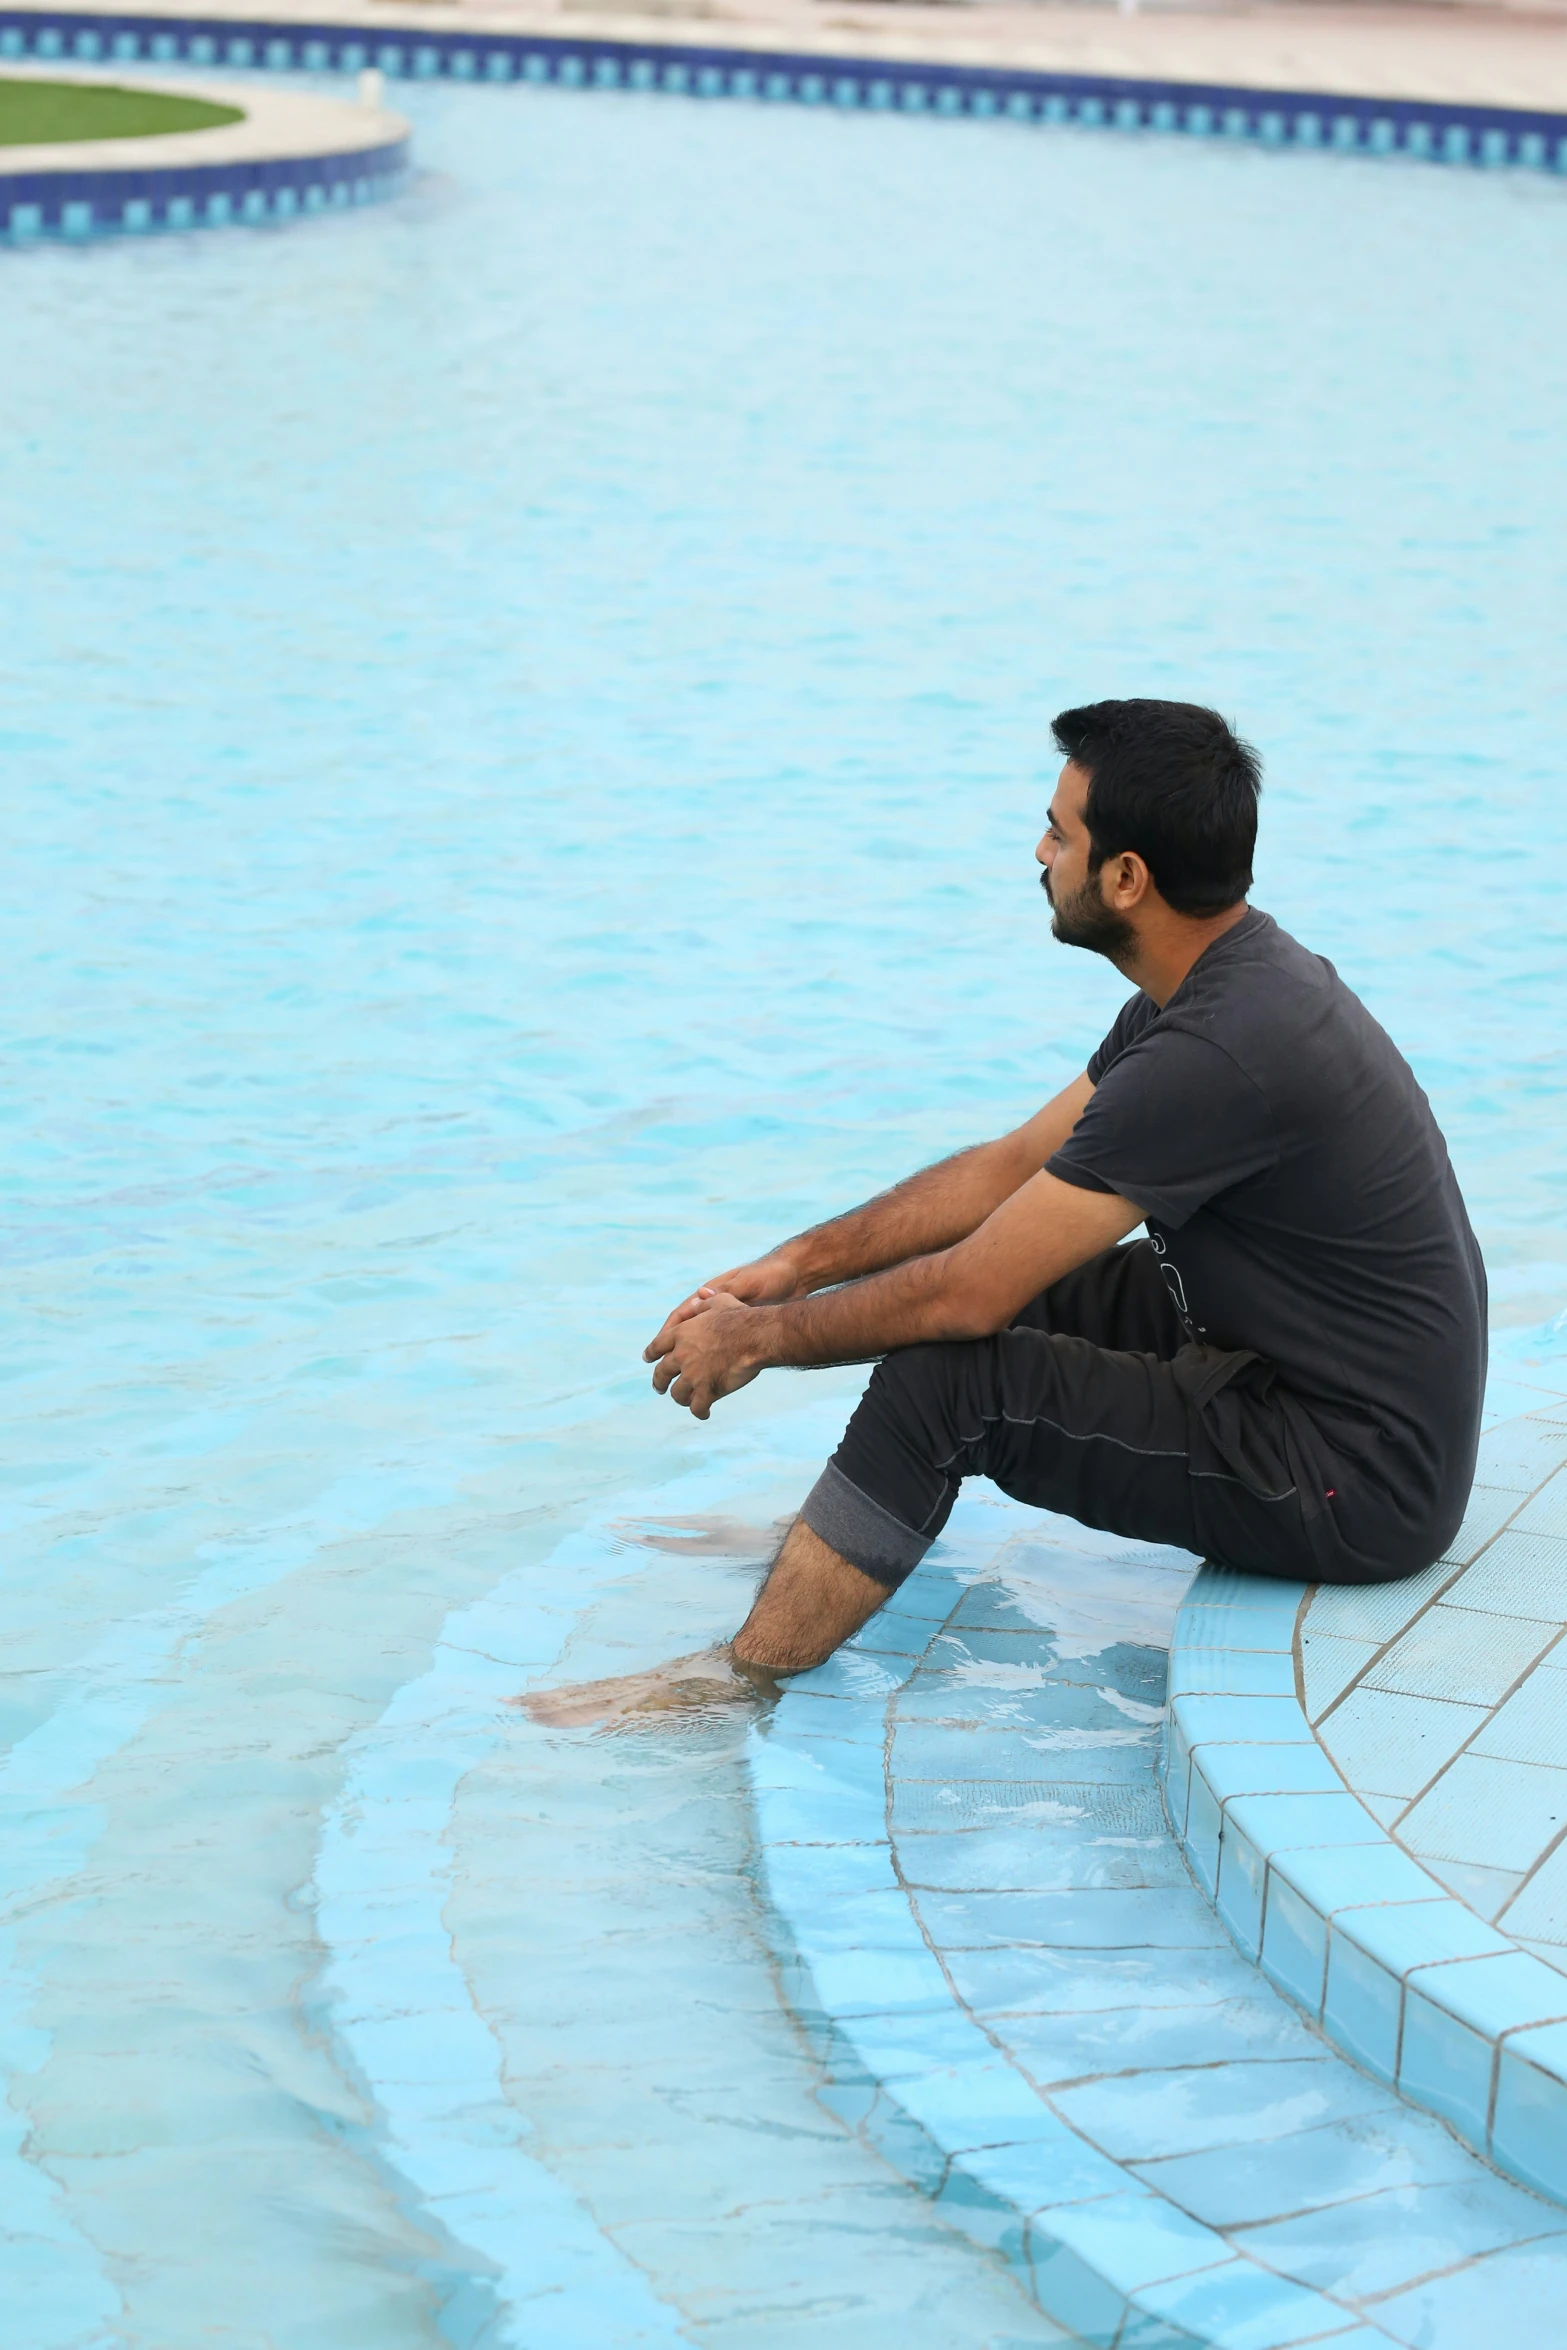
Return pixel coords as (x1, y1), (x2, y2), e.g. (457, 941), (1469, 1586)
(1049, 907), (1487, 1574)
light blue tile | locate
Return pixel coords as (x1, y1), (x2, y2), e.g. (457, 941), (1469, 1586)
(752, 1730), (887, 1799)
(1124, 2255), (1351, 2350)
(1134, 2101), (1469, 2230)
(1499, 1837), (1567, 1944)
(1222, 1789), (1385, 1853)
(1334, 1896), (1513, 1978)
(1371, 2238), (1567, 2350)
(755, 1784), (884, 1844)
(1026, 2222), (1131, 2350)
(1298, 1628), (1378, 1722)
(806, 1944), (954, 2016)
(917, 1885), (1231, 1954)
(928, 2161), (1029, 2261)
(1173, 1694), (1314, 1747)
(1259, 1875), (1329, 2017)
(1271, 1838), (1441, 1918)
(1473, 1664), (1567, 1768)
(1169, 1650), (1296, 1698)
(897, 1825), (1187, 1897)
(1175, 1603), (1296, 1652)
(1042, 2188), (1228, 2296)
(843, 2006), (994, 2084)
(1493, 2019), (1567, 2202)
(761, 1840), (897, 1909)
(1446, 1529), (1567, 1622)
(1400, 1994), (1497, 2145)
(1515, 1470), (1567, 1539)
(1233, 2173), (1566, 2300)
(1406, 1948), (1567, 2038)
(877, 1586), (962, 1629)
(1474, 1419), (1567, 1496)
(1440, 1482), (1529, 1565)
(858, 2085), (951, 2196)
(1314, 1684), (1487, 1802)
(1051, 2058), (1390, 2163)
(890, 1720), (1096, 1780)
(951, 1938), (1269, 2020)
(784, 1647), (913, 1700)
(1181, 1569), (1306, 1617)
(1322, 1933), (1402, 2081)
(1196, 1742), (1343, 1803)
(1183, 1765), (1222, 1896)
(1305, 1562), (1454, 1645)
(897, 2055), (1061, 2147)
(1403, 1753), (1567, 1875)
(923, 1626), (1058, 1672)
(786, 1886), (927, 1959)
(1163, 1711), (1194, 1833)
(951, 2124), (1129, 2213)
(1366, 1604), (1554, 1709)
(994, 1995), (1319, 2086)
(769, 1689), (887, 1744)
(1215, 1819), (1267, 1958)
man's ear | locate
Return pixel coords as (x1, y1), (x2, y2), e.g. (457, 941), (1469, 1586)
(1105, 850), (1151, 910)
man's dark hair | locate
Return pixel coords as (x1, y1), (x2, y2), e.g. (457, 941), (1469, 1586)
(1050, 699), (1261, 916)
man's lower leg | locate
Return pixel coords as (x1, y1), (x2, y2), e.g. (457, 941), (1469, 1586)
(730, 1517), (893, 1677)
(519, 1516), (894, 1728)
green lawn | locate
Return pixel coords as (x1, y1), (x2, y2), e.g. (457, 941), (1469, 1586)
(0, 76), (244, 146)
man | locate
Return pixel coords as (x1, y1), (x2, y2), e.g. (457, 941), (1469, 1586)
(534, 700), (1485, 1727)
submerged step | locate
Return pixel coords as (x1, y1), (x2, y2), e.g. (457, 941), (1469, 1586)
(750, 1491), (1567, 2348)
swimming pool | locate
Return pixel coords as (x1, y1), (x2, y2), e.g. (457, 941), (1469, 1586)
(1, 73), (1565, 2346)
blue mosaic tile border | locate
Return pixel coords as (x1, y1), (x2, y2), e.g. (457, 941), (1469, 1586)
(1163, 1529), (1567, 2205)
(3, 4), (1567, 171)
(0, 135), (406, 236)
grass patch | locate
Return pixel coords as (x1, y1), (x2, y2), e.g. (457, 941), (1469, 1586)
(0, 76), (244, 146)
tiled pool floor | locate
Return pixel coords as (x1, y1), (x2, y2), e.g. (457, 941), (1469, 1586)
(751, 1343), (1567, 2349)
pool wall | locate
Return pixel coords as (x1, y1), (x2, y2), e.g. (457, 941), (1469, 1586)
(3, 3), (1567, 176)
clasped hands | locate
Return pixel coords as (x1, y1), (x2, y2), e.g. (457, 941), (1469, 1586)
(643, 1250), (801, 1421)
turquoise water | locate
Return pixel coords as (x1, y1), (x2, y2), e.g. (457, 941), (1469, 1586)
(1, 77), (1565, 2346)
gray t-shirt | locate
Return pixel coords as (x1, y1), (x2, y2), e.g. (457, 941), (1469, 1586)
(1047, 907), (1486, 1573)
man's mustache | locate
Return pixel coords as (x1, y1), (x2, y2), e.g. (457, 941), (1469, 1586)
(1039, 867), (1054, 901)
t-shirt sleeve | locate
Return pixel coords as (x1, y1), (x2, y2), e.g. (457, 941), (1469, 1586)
(1085, 992), (1158, 1085)
(1047, 1028), (1280, 1229)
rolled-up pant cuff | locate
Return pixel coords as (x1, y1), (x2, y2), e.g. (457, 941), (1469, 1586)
(798, 1461), (933, 1589)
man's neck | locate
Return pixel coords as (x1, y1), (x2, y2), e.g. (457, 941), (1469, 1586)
(1111, 899), (1251, 1008)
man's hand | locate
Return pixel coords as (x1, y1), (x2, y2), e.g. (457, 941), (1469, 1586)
(643, 1248), (805, 1367)
(644, 1291), (764, 1420)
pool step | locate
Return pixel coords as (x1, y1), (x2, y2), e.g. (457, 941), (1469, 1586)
(749, 1492), (1567, 2348)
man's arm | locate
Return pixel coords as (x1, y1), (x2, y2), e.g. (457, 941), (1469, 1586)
(650, 1072), (1098, 1339)
(648, 1170), (1143, 1417)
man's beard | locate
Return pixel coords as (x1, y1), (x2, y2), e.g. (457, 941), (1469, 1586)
(1041, 865), (1136, 958)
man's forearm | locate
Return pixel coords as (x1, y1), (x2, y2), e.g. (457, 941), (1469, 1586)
(780, 1142), (1031, 1294)
(743, 1252), (982, 1370)
(771, 1073), (1095, 1295)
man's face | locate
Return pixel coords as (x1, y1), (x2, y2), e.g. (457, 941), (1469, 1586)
(1036, 760), (1136, 957)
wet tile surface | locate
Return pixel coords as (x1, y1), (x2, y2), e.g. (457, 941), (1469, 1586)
(753, 1440), (1567, 2348)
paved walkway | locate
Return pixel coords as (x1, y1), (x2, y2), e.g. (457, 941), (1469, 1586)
(5, 0), (1567, 109)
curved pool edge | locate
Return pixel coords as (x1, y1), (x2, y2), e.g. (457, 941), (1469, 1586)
(3, 4), (1567, 178)
(1163, 1388), (1567, 2207)
(748, 1558), (1377, 2350)
(0, 63), (407, 235)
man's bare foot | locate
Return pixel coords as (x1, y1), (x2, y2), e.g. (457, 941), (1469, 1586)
(516, 1644), (777, 1731)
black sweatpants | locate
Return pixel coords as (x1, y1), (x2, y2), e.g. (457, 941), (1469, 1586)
(800, 1239), (1383, 1590)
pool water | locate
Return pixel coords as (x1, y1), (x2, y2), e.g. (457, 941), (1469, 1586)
(1, 75), (1565, 2348)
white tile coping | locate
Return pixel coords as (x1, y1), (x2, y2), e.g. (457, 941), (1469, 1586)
(1163, 1423), (1567, 2206)
(0, 55), (406, 172)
